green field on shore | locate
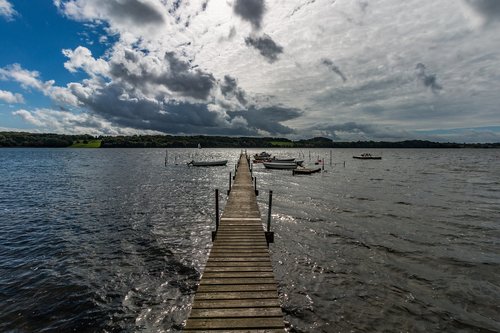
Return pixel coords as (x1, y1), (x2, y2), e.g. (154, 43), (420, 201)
(70, 140), (102, 148)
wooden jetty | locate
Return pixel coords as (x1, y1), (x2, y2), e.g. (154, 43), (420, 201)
(184, 153), (285, 332)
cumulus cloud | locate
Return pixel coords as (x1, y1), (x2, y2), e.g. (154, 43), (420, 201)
(62, 46), (109, 76)
(0, 63), (79, 106)
(321, 58), (347, 82)
(54, 0), (167, 37)
(12, 108), (162, 135)
(0, 89), (24, 104)
(233, 0), (265, 30)
(244, 34), (283, 63)
(220, 75), (247, 105)
(0, 0), (17, 21)
(415, 63), (442, 94)
(228, 106), (301, 135)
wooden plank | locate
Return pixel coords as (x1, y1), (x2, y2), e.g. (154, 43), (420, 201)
(202, 271), (275, 278)
(184, 317), (284, 330)
(194, 291), (278, 300)
(189, 307), (283, 318)
(209, 253), (269, 258)
(197, 284), (276, 292)
(184, 329), (285, 333)
(192, 298), (280, 309)
(203, 266), (274, 273)
(205, 262), (272, 267)
(200, 277), (276, 285)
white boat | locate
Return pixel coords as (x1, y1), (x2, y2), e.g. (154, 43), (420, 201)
(187, 160), (228, 166)
(263, 162), (298, 170)
(270, 158), (304, 166)
(271, 157), (295, 162)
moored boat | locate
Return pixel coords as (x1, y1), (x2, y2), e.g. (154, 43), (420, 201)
(263, 162), (298, 170)
(253, 152), (272, 160)
(292, 167), (322, 175)
(353, 153), (381, 160)
(187, 160), (228, 166)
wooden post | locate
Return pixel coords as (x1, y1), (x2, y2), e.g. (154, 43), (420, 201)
(212, 189), (219, 241)
(254, 177), (259, 196)
(228, 172), (232, 195)
(265, 190), (274, 244)
(165, 149), (168, 166)
(267, 190), (272, 232)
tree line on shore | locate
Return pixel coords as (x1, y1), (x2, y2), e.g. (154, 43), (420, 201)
(0, 131), (499, 148)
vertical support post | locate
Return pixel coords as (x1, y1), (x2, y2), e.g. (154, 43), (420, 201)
(228, 172), (232, 195)
(212, 189), (219, 241)
(322, 158), (325, 171)
(215, 189), (219, 231)
(267, 190), (273, 232)
(265, 190), (274, 244)
(165, 149), (168, 166)
(254, 177), (258, 196)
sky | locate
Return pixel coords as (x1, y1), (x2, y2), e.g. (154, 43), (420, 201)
(0, 0), (500, 142)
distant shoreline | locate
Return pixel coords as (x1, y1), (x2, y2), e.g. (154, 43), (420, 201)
(1, 132), (499, 149)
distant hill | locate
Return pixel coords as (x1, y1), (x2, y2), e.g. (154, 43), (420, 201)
(1, 132), (499, 148)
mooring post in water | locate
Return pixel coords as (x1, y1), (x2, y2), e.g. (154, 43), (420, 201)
(266, 190), (274, 244)
(254, 177), (259, 196)
(165, 149), (168, 166)
(212, 189), (219, 241)
(228, 172), (232, 195)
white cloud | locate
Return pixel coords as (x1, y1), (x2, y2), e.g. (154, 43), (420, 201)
(62, 46), (109, 76)
(0, 89), (24, 104)
(0, 64), (79, 106)
(12, 108), (162, 135)
(0, 0), (17, 21)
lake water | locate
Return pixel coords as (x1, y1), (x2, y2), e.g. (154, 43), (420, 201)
(0, 148), (499, 332)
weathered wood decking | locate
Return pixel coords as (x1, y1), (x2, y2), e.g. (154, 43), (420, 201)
(184, 154), (285, 332)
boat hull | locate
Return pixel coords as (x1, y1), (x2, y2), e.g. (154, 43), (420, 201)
(263, 162), (298, 170)
(188, 160), (228, 166)
(353, 156), (382, 160)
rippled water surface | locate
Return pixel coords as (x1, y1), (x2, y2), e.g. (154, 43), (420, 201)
(1, 148), (499, 332)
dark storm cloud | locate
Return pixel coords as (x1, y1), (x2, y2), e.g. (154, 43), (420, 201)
(244, 35), (283, 63)
(162, 52), (215, 100)
(321, 58), (347, 82)
(234, 0), (265, 29)
(464, 0), (500, 21)
(228, 106), (302, 135)
(108, 51), (215, 100)
(415, 63), (442, 94)
(104, 0), (165, 25)
(220, 75), (247, 105)
(71, 82), (229, 134)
